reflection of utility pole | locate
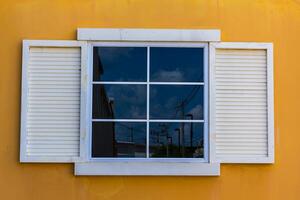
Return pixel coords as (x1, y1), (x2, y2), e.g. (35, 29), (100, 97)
(174, 128), (180, 153)
(179, 102), (185, 157)
(167, 136), (172, 146)
(109, 100), (116, 156)
(186, 114), (194, 148)
(159, 123), (169, 157)
(129, 127), (134, 143)
(167, 136), (173, 156)
(156, 131), (160, 143)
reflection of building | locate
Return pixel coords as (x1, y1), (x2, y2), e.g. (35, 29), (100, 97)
(92, 51), (146, 157)
(92, 50), (116, 157)
(116, 141), (145, 157)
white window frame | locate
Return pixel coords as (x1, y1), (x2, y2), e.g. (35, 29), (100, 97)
(75, 29), (221, 175)
(88, 42), (209, 163)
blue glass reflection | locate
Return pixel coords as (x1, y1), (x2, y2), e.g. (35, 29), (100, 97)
(150, 47), (204, 82)
(92, 122), (146, 157)
(149, 122), (204, 158)
(93, 84), (147, 119)
(150, 85), (204, 119)
(93, 47), (147, 81)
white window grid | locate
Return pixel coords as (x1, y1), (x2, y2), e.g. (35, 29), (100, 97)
(87, 42), (209, 163)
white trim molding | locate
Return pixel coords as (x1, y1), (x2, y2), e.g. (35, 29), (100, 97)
(77, 28), (221, 42)
(75, 162), (220, 176)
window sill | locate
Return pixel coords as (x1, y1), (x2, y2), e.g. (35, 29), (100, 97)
(74, 162), (220, 176)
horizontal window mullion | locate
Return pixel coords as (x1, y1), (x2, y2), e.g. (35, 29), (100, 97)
(92, 119), (204, 123)
(149, 119), (204, 123)
(92, 81), (147, 85)
(89, 157), (207, 163)
(92, 82), (205, 85)
(92, 119), (147, 122)
(150, 82), (204, 85)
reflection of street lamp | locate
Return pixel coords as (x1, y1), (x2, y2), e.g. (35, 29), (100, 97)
(174, 128), (181, 150)
(109, 99), (116, 156)
(167, 136), (172, 157)
(167, 136), (173, 146)
(129, 127), (134, 143)
(186, 114), (194, 148)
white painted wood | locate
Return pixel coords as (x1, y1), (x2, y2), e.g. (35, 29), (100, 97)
(77, 28), (221, 42)
(75, 162), (220, 176)
(20, 40), (87, 163)
(209, 42), (274, 163)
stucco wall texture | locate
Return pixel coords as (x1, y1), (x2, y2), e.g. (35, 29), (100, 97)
(0, 0), (300, 199)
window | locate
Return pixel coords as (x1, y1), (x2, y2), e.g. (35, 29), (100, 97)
(91, 44), (208, 161)
(20, 29), (274, 176)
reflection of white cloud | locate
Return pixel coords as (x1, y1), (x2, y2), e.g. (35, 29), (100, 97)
(150, 96), (179, 119)
(107, 85), (146, 104)
(187, 104), (203, 119)
(107, 85), (146, 118)
(98, 47), (135, 62)
(152, 68), (184, 81)
(165, 97), (178, 109)
(130, 106), (145, 119)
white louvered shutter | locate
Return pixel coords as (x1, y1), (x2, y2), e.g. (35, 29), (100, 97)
(209, 42), (274, 163)
(20, 40), (87, 162)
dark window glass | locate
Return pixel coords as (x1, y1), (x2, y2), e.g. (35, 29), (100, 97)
(92, 122), (146, 158)
(93, 47), (147, 81)
(149, 122), (204, 158)
(150, 85), (204, 119)
(93, 84), (147, 119)
(150, 47), (204, 82)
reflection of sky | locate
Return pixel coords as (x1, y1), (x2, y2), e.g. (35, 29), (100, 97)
(105, 84), (147, 119)
(150, 85), (204, 119)
(149, 122), (204, 147)
(150, 47), (204, 82)
(115, 122), (146, 144)
(94, 47), (204, 82)
(95, 47), (147, 81)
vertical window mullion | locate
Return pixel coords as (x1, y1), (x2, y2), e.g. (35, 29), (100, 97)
(89, 44), (94, 160)
(146, 46), (150, 158)
(203, 44), (209, 162)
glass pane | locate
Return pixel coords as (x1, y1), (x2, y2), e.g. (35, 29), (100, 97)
(92, 122), (146, 158)
(150, 47), (204, 82)
(150, 85), (204, 119)
(149, 122), (204, 158)
(93, 47), (147, 81)
(93, 84), (147, 119)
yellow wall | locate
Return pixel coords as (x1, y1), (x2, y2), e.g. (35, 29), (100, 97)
(0, 0), (300, 199)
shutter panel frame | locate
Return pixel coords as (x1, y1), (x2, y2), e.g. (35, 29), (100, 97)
(20, 40), (88, 163)
(209, 42), (274, 164)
